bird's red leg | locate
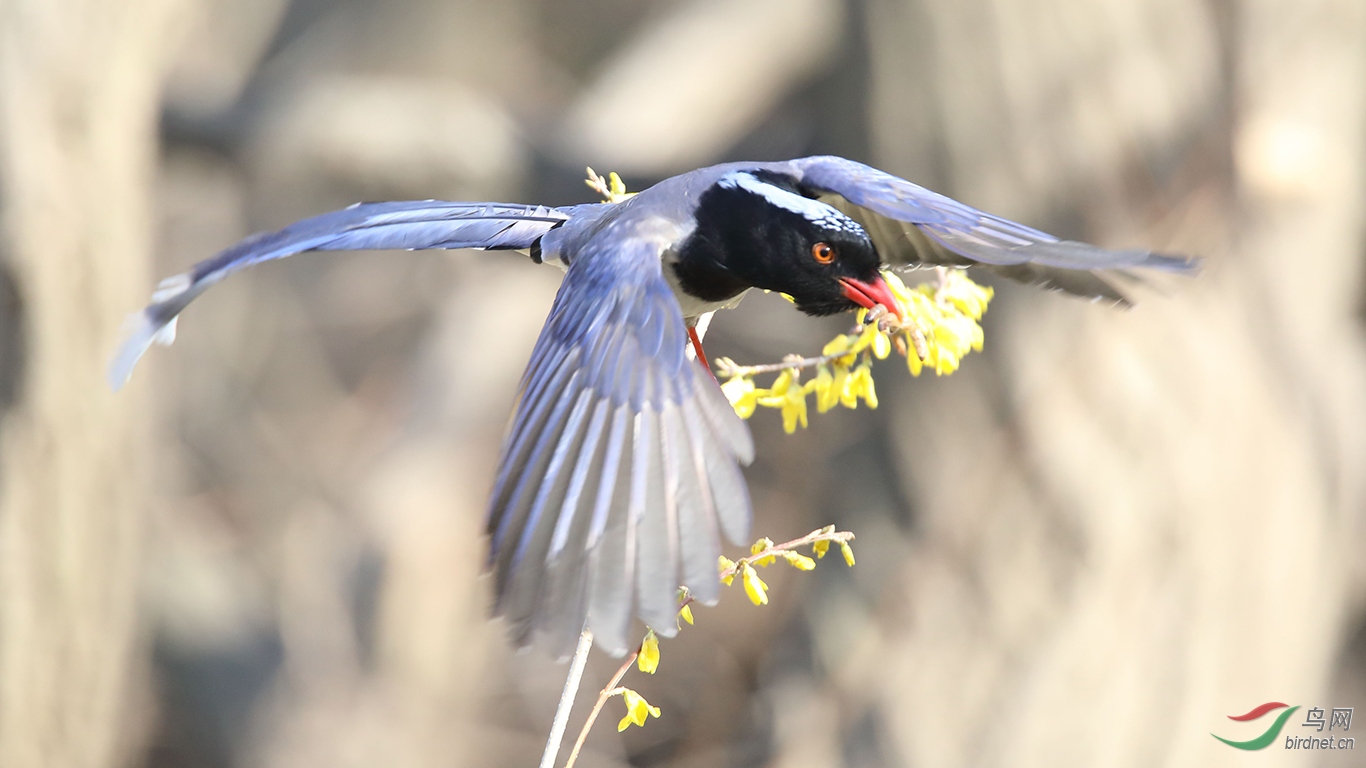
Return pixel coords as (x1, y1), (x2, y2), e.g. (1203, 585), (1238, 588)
(688, 327), (716, 381)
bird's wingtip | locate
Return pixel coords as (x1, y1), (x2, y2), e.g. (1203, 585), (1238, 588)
(1143, 250), (1203, 274)
(107, 311), (177, 391)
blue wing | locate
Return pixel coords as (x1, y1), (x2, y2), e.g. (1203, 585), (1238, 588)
(485, 220), (754, 657)
(108, 201), (584, 389)
(793, 156), (1200, 304)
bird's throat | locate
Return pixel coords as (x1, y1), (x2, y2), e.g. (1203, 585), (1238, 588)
(672, 237), (750, 304)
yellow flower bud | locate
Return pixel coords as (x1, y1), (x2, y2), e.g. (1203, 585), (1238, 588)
(784, 551), (816, 571)
(812, 539), (830, 558)
(742, 564), (769, 605)
(637, 629), (660, 674)
(718, 556), (736, 585)
(679, 604), (694, 625)
(840, 542), (856, 567)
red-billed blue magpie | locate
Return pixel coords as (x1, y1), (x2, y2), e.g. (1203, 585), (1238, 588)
(110, 156), (1197, 657)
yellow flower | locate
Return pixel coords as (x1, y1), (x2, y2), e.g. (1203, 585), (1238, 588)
(774, 377), (807, 433)
(812, 539), (830, 559)
(769, 370), (793, 396)
(784, 551), (816, 571)
(856, 364), (878, 408)
(940, 270), (994, 319)
(721, 376), (759, 418)
(872, 328), (891, 359)
(840, 542), (856, 567)
(809, 365), (840, 413)
(883, 270), (912, 299)
(822, 333), (858, 368)
(787, 386), (809, 432)
(839, 365), (860, 409)
(822, 334), (851, 357)
(754, 370), (808, 433)
(607, 171), (630, 201)
(742, 564), (769, 605)
(905, 335), (925, 377)
(848, 321), (891, 360)
(718, 556), (736, 585)
(637, 629), (659, 674)
(617, 688), (661, 731)
(751, 537), (777, 567)
(679, 604), (694, 625)
(841, 362), (877, 409)
(850, 322), (879, 355)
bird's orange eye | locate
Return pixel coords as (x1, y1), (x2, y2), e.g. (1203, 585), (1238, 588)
(812, 242), (836, 264)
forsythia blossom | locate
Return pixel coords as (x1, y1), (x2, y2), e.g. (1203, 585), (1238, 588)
(718, 269), (992, 429)
(617, 688), (661, 731)
(741, 564), (769, 605)
(885, 270), (991, 377)
(637, 630), (660, 674)
(840, 542), (856, 567)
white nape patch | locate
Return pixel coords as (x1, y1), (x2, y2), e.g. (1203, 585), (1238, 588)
(718, 172), (864, 236)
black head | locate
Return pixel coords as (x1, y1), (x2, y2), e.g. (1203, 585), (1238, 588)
(674, 170), (898, 317)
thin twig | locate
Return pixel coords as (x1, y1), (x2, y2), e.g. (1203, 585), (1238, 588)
(721, 527), (856, 581)
(712, 298), (940, 381)
(584, 168), (612, 201)
(563, 646), (641, 768)
(714, 351), (857, 379)
(932, 266), (950, 303)
(540, 629), (595, 768)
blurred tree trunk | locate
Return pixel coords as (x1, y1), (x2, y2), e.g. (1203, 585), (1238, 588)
(782, 0), (1366, 767)
(0, 0), (189, 766)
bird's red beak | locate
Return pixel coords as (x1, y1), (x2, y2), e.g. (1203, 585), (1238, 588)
(839, 276), (904, 320)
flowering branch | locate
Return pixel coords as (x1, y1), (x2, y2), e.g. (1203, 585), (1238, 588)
(562, 644), (644, 768)
(551, 527), (853, 768)
(720, 526), (855, 579)
(719, 526), (856, 605)
(713, 305), (927, 381)
(585, 167), (636, 204)
(717, 269), (993, 433)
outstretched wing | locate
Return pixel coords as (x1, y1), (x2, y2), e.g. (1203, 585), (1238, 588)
(108, 201), (582, 389)
(793, 156), (1199, 304)
(485, 218), (754, 658)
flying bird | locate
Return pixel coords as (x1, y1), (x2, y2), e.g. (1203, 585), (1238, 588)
(110, 156), (1197, 657)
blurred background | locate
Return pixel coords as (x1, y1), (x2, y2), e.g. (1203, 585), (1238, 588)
(1, 0), (1364, 766)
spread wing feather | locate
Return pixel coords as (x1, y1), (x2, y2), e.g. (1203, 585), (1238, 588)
(108, 201), (577, 389)
(487, 231), (753, 658)
(794, 156), (1199, 304)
